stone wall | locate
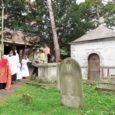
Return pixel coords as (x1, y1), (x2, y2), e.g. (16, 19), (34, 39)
(71, 38), (115, 79)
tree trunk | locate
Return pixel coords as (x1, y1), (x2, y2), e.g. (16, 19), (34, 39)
(46, 0), (60, 62)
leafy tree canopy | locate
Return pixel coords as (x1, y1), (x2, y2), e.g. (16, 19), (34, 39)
(0, 0), (114, 47)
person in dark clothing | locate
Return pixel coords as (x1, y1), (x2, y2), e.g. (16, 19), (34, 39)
(32, 66), (38, 76)
(32, 50), (39, 76)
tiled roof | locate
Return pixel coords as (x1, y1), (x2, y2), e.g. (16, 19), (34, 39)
(0, 28), (40, 45)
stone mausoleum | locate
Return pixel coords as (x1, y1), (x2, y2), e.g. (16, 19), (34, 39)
(70, 25), (115, 80)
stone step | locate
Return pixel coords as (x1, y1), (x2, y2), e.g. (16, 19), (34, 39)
(96, 83), (115, 91)
(96, 76), (115, 91)
(99, 80), (115, 85)
(99, 77), (115, 85)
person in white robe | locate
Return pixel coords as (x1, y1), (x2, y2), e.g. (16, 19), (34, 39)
(7, 50), (18, 82)
(21, 55), (29, 78)
(15, 50), (22, 80)
(17, 62), (22, 80)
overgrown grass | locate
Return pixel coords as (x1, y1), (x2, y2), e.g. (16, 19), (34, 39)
(0, 82), (115, 115)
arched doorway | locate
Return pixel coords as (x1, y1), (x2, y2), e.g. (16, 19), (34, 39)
(88, 53), (100, 80)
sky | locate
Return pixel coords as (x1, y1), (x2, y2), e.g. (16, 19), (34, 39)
(76, 0), (112, 4)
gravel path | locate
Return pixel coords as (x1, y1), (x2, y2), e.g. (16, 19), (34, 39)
(0, 78), (29, 102)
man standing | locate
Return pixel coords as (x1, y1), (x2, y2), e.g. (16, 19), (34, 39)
(32, 49), (39, 76)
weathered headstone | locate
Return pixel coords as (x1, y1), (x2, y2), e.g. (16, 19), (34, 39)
(59, 58), (83, 108)
(21, 93), (32, 105)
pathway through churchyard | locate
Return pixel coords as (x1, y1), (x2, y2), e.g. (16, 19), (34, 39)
(0, 67), (33, 102)
(0, 78), (29, 102)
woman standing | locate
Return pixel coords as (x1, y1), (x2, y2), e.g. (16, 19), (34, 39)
(21, 55), (29, 78)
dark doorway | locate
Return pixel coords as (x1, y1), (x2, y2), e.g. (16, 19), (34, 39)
(88, 53), (100, 80)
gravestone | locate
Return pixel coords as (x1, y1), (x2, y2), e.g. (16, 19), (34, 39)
(59, 58), (83, 108)
(22, 94), (32, 105)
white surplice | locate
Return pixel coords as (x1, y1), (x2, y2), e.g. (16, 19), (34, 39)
(21, 58), (29, 77)
(7, 55), (18, 75)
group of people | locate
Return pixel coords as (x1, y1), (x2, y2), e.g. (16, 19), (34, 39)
(0, 49), (30, 90)
(32, 44), (54, 76)
(7, 49), (30, 81)
(0, 44), (54, 90)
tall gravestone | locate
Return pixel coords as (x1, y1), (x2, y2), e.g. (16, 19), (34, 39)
(59, 58), (83, 108)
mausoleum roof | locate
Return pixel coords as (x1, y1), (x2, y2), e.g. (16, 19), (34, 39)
(71, 25), (115, 43)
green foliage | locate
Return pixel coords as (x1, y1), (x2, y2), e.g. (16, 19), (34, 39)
(103, 1), (115, 27)
(0, 83), (115, 115)
(79, 0), (115, 28)
(0, 0), (114, 46)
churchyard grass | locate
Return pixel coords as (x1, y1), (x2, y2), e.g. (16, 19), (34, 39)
(0, 82), (115, 115)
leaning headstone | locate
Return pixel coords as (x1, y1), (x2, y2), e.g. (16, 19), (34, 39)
(59, 58), (83, 108)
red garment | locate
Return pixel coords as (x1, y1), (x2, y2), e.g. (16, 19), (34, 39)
(0, 58), (11, 90)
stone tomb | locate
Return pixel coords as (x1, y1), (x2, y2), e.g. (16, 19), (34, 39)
(96, 76), (115, 91)
(59, 58), (83, 108)
(34, 63), (59, 81)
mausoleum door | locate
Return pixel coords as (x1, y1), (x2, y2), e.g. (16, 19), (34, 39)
(88, 53), (100, 80)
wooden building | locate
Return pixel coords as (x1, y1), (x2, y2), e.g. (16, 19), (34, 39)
(0, 28), (40, 58)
